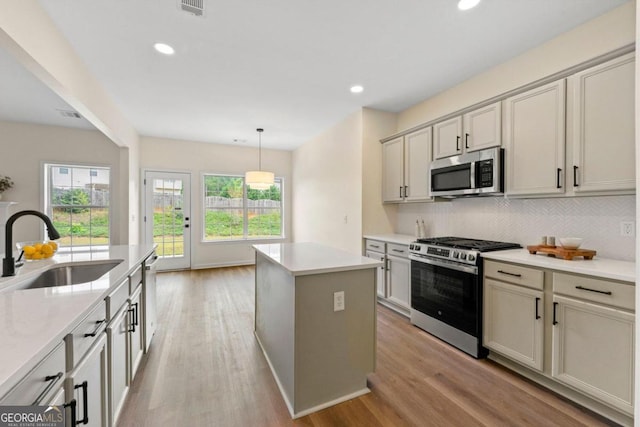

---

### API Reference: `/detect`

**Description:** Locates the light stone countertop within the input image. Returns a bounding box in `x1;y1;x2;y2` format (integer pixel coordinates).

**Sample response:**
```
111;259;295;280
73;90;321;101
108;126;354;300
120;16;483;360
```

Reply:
0;244;156;399
362;233;416;246
482;249;635;283
253;242;383;277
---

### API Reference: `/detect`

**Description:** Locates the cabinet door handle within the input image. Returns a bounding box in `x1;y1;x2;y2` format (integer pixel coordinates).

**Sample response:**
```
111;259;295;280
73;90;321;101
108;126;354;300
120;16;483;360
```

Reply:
575;285;612;295
385;258;390;272
535;297;541;320
552;302;558;325
84;319;106;338
64;399;77;426
465;133;470;149
497;270;522;278
128;306;137;333
134;302;139;326
399;186;403;198
32;371;63;405
74;380;89;425
404;185;408;197
573;165;579;187
456;135;460;151
556;168;562;189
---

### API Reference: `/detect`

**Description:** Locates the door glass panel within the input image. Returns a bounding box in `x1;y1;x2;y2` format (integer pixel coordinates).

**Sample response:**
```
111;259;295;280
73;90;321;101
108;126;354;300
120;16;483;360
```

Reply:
152;179;184;258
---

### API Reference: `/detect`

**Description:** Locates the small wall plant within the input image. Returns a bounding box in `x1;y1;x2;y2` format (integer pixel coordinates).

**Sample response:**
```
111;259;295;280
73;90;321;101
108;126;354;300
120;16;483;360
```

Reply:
0;175;14;194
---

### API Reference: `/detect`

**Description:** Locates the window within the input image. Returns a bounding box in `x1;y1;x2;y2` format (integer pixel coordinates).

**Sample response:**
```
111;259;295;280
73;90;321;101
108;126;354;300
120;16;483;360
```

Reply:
203;174;283;241
45;163;110;248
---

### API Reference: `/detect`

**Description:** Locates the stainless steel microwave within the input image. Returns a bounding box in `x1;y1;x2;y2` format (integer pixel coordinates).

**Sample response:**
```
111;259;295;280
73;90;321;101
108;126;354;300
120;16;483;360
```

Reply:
429;147;503;197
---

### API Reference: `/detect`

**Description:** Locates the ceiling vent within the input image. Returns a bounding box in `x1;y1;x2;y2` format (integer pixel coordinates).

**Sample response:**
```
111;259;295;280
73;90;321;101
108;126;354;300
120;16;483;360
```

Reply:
180;0;204;16
57;109;82;119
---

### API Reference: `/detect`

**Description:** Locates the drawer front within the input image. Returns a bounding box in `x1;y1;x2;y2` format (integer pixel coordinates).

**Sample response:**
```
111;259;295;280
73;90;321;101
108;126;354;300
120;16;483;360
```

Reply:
387;243;409;258
553;273;634;310
365;240;385;253
106;278;130;321
0;343;65;405
65;300;107;370
129;264;143;294
484;260;543;290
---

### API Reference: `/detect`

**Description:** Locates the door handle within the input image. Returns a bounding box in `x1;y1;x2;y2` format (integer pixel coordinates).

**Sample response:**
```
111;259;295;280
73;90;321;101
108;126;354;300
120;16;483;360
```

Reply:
573;166;579;187
64;399;77;426
535;297;541;320
465;133;470;149
456;136;460;151
75;381;89;425
556;168;562;189
552;302;558;325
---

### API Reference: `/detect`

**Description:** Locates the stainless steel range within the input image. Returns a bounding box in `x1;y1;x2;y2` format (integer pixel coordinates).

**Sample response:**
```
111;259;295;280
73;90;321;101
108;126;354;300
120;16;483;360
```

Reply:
408;237;521;358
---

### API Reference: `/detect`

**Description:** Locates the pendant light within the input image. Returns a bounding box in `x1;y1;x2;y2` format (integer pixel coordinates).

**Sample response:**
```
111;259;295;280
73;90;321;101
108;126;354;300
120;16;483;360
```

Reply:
245;128;275;190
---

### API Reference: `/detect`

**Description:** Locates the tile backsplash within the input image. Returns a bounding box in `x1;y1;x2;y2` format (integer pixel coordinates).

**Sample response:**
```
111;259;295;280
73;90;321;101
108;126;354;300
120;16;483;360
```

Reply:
396;195;636;262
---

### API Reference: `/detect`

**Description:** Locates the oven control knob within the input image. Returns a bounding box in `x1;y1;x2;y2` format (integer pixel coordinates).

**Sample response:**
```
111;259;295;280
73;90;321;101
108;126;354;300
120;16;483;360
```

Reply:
415;245;420;251
409;244;414;250
459;253;467;260
452;251;459;259
468;254;476;262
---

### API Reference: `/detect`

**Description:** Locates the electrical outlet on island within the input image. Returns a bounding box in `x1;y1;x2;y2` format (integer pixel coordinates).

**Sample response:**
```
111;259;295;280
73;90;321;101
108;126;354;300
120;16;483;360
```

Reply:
620;221;635;237
333;291;345;312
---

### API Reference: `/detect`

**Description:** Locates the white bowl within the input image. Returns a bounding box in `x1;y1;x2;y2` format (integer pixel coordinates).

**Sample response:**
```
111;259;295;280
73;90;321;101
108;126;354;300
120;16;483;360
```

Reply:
558;237;583;249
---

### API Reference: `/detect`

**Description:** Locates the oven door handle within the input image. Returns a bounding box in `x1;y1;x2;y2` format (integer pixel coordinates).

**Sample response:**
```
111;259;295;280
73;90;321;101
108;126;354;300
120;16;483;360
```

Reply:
409;254;478;275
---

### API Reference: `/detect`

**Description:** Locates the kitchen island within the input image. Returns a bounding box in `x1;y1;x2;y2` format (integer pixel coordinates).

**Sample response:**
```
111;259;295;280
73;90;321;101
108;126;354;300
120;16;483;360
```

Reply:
253;242;382;418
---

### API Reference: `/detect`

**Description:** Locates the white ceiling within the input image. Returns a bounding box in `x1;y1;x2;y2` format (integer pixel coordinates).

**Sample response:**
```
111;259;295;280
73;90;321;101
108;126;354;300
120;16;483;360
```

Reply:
2;0;631;150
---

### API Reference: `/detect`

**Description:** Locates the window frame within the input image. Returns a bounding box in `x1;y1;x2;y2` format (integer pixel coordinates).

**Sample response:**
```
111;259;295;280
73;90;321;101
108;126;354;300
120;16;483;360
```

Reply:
201;172;285;243
44;162;112;251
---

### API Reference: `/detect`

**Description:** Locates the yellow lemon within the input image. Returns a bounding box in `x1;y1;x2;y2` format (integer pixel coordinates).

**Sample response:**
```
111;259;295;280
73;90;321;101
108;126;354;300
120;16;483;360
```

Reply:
41;245;54;256
31;252;43;260
34;243;43;252
24;252;34;260
22;245;36;255
48;241;58;251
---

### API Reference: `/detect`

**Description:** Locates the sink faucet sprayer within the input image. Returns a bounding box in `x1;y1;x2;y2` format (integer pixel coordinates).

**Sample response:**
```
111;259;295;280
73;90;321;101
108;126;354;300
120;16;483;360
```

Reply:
2;210;61;277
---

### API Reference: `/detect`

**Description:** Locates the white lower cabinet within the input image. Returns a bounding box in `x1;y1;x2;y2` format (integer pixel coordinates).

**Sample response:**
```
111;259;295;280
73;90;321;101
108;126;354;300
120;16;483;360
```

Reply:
365;249;386;298
484;278;544;371
66;333;108;427
552;294;634;415
386;254;410;310
484;260;635;424
108;306;129;427
364;239;411;316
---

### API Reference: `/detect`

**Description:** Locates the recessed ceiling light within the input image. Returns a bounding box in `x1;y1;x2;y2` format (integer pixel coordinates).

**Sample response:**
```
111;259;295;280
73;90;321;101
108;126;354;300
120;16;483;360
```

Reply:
458;0;480;10
350;85;364;94
153;42;175;55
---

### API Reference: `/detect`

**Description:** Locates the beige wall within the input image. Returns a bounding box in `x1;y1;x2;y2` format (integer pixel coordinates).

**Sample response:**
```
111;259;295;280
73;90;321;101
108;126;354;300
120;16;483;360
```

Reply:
0;120;125;246
398;2;635;132
139;136;292;268
634;0;640;417
361;108;397;235
292;111;363;254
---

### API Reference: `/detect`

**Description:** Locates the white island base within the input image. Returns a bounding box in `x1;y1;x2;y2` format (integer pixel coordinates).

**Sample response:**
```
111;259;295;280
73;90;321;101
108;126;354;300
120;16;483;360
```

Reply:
253;243;381;418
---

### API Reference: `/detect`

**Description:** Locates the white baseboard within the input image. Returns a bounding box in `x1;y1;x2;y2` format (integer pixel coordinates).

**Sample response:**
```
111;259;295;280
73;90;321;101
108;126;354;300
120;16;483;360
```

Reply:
191;260;255;269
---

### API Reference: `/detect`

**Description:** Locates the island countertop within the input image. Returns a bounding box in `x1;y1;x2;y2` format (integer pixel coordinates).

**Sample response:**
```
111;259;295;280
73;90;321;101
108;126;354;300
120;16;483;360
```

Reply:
253;242;383;277
0;244;156;399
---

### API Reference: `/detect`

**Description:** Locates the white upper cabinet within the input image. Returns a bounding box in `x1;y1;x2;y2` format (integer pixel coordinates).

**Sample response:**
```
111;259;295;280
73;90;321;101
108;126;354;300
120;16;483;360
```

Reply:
382;128;432;203
434;102;502;160
404;127;432;201
382;137;405;202
462;101;502;153
434;116;463;159
569;53;635;193
504;80;566;196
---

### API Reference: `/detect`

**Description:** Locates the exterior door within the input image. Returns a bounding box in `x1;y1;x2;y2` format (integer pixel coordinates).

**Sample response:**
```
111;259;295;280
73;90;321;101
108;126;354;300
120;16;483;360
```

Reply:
143;171;191;271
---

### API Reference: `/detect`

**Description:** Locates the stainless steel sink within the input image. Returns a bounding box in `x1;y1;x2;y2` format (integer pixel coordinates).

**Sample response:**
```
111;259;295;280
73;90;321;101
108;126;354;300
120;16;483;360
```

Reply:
21;259;124;289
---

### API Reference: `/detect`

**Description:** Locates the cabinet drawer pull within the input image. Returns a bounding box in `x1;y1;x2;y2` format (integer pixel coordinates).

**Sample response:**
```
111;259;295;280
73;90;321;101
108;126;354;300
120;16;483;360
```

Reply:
535;297;541;320
370;244;380;249
74;380;89;425
497;270;522;278
556;168;562;189
84;319;106;338
32;371;63;405
573;165;579;187
391;249;405;253
64;399;77;426
552;302;558;325
575;285;612;295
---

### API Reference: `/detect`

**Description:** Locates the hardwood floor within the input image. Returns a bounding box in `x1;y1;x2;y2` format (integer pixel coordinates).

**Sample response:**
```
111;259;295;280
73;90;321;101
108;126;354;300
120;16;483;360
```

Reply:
118;267;616;426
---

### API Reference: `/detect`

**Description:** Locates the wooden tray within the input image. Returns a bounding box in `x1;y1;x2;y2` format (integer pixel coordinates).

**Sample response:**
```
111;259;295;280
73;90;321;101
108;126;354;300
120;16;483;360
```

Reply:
526;245;596;260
